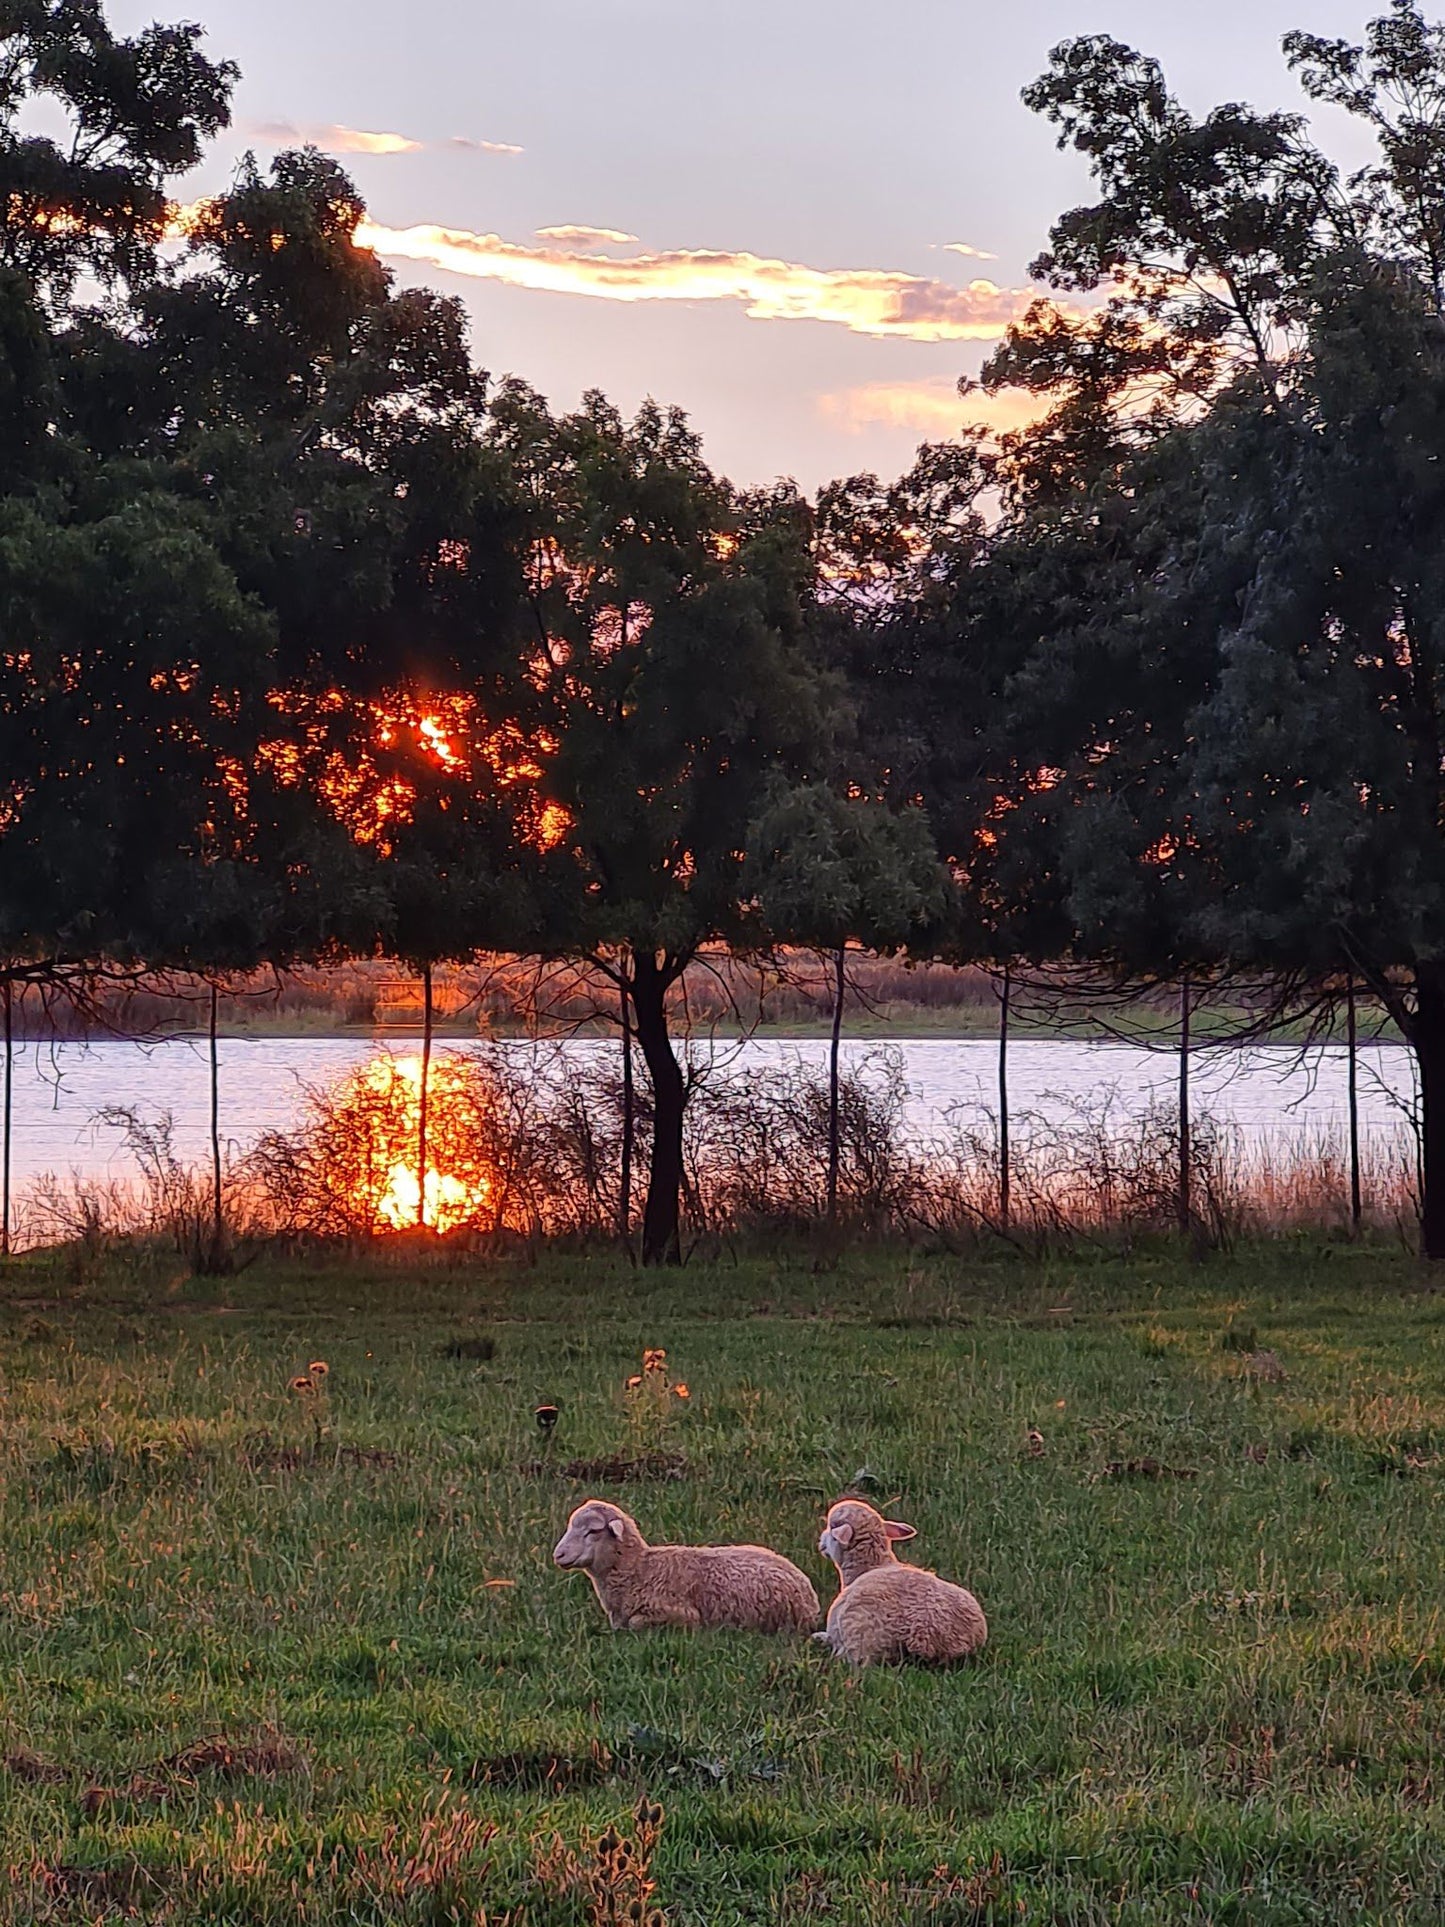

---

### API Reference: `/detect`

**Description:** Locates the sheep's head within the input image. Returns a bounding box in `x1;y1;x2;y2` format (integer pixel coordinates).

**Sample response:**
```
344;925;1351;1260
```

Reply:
553;1499;642;1574
819;1499;916;1575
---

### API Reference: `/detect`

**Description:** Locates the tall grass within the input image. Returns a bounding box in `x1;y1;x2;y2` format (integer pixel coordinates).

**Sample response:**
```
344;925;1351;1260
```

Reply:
17;1109;269;1273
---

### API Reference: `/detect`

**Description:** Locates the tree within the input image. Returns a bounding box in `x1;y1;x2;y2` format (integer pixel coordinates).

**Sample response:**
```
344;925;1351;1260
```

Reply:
0;0;526;1256
0;0;251;994
1183;257;1445;1251
0;0;235;312
471;387;846;1262
745;783;949;1220
955;2;1445;1255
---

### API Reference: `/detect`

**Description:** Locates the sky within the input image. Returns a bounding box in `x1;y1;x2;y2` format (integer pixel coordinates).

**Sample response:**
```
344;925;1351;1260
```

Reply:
110;0;1385;491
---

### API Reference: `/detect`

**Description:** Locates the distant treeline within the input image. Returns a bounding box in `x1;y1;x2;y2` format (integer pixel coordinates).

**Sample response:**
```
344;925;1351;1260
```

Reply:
0;956;1010;1039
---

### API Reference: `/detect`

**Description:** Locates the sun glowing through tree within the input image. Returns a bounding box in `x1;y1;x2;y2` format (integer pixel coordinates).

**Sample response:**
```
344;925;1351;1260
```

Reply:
258;686;571;856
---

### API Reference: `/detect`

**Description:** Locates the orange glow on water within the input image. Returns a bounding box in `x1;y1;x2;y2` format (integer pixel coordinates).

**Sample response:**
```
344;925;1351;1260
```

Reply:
371;1057;491;1231
339;1055;494;1233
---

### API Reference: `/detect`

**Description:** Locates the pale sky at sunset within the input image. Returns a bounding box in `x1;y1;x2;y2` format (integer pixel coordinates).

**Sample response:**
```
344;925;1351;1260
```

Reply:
113;0;1383;490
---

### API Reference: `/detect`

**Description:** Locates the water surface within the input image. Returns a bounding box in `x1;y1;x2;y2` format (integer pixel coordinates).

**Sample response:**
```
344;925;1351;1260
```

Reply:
1;1033;1416;1194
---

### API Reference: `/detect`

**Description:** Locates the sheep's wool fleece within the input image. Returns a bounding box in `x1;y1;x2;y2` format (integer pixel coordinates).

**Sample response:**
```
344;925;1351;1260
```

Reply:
555;1501;820;1633
605;1541;820;1632
825;1563;987;1665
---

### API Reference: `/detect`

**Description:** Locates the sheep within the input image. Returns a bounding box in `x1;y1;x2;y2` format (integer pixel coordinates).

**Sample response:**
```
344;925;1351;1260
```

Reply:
815;1498;987;1666
553;1498;820;1633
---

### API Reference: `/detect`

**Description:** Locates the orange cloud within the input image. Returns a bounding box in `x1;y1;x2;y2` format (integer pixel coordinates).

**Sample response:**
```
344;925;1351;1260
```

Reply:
251;120;421;155
941;241;999;262
248;121;522;158
819;378;1050;437
535;224;639;246
354;220;1043;342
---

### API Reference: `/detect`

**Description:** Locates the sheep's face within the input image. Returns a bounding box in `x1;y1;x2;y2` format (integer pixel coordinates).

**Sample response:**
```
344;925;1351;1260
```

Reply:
553;1500;634;1573
819;1500;916;1571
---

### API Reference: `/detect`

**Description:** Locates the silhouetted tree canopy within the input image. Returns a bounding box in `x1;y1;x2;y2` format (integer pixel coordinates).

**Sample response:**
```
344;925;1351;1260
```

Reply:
20;0;1445;1263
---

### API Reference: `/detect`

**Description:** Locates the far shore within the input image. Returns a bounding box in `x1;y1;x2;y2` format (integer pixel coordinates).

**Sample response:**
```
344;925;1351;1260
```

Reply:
12;1006;1409;1047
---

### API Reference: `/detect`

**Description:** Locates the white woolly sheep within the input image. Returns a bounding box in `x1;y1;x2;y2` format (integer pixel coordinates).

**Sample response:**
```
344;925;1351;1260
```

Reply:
553;1498;820;1633
815;1498;987;1666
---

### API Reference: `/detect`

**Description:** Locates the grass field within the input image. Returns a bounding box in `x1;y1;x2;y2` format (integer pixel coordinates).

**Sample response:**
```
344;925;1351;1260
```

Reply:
3;1241;1445;1924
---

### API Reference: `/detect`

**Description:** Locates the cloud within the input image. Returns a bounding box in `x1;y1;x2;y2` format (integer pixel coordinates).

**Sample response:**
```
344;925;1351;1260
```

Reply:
247;121;522;158
535;224;638;247
941;241;998;261
819;378;1049;437
249;119;422;155
354;220;1044;342
446;136;525;156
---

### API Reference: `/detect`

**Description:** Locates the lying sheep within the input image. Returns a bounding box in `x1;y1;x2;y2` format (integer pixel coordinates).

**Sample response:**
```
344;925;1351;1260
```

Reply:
553;1498;820;1633
816;1498;987;1666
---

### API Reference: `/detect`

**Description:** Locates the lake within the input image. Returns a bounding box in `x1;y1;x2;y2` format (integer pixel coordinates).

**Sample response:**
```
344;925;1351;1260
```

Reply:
0;1032;1418;1200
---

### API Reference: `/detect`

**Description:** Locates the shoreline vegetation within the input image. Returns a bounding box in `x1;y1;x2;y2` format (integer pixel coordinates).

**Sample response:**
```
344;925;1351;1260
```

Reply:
10;1038;1419;1260
0;956;1409;1046
3;961;1418;1260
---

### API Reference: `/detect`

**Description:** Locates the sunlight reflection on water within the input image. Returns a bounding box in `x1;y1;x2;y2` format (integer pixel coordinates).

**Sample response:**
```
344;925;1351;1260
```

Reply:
0;1033;1417;1190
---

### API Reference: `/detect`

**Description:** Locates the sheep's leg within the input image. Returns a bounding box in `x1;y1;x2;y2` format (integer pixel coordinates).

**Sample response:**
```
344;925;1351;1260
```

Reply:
626;1603;703;1630
815;1598;846;1652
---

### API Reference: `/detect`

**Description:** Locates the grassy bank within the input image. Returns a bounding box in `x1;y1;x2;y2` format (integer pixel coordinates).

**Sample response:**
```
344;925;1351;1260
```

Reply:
3;1243;1444;1922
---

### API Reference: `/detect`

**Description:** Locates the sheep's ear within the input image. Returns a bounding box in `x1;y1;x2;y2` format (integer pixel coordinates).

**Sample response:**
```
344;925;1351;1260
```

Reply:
884;1520;917;1543
831;1522;854;1547
606;1517;625;1539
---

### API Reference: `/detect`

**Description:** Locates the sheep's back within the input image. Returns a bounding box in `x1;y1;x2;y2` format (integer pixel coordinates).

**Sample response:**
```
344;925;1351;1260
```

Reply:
827;1563;986;1663
644;1543;820;1630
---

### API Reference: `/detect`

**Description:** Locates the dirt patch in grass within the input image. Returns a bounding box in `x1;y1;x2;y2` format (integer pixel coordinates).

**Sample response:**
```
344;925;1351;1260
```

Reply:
4;1747;68;1785
438;1335;496;1361
160;1733;307;1779
78;1729;308;1814
79;1776;170;1817
870;1311;970;1330
31;1860;170;1909
520;1451;691;1483
1102;1458;1199;1481
1374;1448;1440;1478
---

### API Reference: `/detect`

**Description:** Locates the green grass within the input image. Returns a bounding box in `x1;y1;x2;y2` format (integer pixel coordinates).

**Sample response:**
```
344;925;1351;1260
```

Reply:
3;1241;1445;1922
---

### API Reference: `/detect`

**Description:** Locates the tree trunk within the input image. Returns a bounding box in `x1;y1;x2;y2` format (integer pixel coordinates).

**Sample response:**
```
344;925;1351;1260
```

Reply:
1413;963;1445;1259
1177;974;1192;1238
208;981;224;1266
2;977;11;1262
827;946;845;1223
631;952;684;1265
1346;974;1362;1236
998;963;1011;1230
619;974;634;1248
417;963;433;1230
